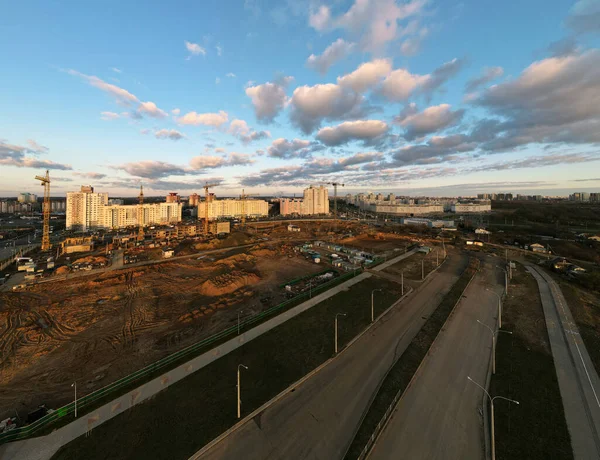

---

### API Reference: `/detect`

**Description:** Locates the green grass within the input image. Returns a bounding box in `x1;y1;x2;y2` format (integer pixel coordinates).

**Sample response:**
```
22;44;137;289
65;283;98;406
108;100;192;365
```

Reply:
491;266;572;460
344;257;477;460
52;276;403;460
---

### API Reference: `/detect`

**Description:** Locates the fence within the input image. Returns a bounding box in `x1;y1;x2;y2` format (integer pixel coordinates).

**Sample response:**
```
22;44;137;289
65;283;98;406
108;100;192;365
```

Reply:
0;268;362;445
0;244;39;272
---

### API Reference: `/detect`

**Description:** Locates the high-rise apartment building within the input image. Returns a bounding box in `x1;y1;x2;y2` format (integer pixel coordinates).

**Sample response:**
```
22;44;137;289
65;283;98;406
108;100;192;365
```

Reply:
303;186;329;215
166;192;180;203
280;198;305;216
66;186;109;230
18;193;37;203
188;193;200;206
197;199;268;220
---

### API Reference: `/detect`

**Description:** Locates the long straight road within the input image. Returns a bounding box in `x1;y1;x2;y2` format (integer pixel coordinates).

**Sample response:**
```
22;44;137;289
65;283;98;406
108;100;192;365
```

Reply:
527;265;600;459
369;255;500;460
192;253;469;460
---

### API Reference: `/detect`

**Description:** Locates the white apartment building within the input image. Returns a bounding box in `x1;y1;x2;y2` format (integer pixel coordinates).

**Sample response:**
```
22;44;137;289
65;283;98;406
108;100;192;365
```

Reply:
364;203;444;215
66;185;182;230
280;198;305;216
451;203;492;213
66;186;109;230
197;199;268;220
303;186;329;215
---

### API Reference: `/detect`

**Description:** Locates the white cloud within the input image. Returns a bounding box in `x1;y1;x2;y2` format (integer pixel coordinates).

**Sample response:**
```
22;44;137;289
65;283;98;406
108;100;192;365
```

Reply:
185;41;206;56
101;111;121;120
309;5;331;31
216;77;221;84
189;153;254;170
228;119;271;144
316;120;389;146
154;129;186;141
27;139;49;153
216;45;223;56
111;67;122;74
177;110;229;127
337;58;393;93
307;39;355;75
465;66;504;93
137;101;167;118
267;138;313;159
289;83;366;133
380;68;430;101
245;76;293;121
226;72;236;78
396;104;464;140
171;108;181;116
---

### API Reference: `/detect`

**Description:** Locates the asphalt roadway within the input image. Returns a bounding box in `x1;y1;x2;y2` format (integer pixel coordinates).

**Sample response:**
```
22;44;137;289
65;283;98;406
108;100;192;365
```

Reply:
527;265;600;459
191;252;469;460
368;254;502;460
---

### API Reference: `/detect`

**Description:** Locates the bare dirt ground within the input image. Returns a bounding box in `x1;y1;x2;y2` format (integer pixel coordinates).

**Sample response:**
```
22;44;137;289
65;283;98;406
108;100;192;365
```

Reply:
0;242;325;421
339;233;414;253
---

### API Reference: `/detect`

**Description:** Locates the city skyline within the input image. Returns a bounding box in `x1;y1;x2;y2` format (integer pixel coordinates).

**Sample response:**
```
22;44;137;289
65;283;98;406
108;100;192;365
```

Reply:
2;0;600;198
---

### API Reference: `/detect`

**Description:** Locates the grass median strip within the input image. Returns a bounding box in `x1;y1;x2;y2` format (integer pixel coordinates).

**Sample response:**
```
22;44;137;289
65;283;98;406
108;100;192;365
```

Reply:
491;266;572;460
52;276;402;460
345;257;477;460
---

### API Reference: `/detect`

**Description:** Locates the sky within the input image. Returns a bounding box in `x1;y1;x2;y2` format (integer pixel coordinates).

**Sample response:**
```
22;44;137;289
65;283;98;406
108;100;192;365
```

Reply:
1;0;600;198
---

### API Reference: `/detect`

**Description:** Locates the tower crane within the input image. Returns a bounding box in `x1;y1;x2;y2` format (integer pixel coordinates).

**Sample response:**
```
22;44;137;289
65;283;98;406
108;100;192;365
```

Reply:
137;185;145;240
240;189;258;229
203;183;219;235
327;182;345;225
35;170;51;251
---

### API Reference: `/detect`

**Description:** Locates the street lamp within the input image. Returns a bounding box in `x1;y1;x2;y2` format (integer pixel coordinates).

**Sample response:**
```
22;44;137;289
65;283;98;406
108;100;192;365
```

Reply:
237;364;248;419
467;376;519;460
371;289;382;323
71;382;77;418
335;313;346;354
485;289;503;329
477;320;512;374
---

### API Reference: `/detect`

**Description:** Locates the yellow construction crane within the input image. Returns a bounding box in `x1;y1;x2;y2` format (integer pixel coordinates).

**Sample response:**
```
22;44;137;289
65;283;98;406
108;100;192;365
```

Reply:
203;183;218;235
240;189;258;228
327;182;345;223
138;185;145;240
35;170;51;251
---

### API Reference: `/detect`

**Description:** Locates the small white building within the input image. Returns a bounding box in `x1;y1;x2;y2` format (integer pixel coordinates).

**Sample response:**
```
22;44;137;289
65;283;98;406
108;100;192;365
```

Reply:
475;228;492;235
287;224;301;232
162;248;174;259
530;243;547;253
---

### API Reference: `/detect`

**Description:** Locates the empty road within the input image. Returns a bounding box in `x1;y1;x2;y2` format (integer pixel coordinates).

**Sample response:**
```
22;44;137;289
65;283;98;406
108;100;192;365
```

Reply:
368;255;501;460
191;253;469;460
527;265;600;459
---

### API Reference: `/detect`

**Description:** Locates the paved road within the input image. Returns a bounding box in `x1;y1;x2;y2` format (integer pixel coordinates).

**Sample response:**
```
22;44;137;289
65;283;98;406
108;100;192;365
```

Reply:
191;253;468;460
368;255;500;460
527;265;600;459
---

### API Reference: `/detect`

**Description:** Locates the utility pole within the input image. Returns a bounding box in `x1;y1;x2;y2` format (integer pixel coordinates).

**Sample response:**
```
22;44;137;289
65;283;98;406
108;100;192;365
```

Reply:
327;182;345;231
237;364;248;419
371;289;382;323
334;313;346;354
422;259;425;280
401;271;404;296
34;170;51;251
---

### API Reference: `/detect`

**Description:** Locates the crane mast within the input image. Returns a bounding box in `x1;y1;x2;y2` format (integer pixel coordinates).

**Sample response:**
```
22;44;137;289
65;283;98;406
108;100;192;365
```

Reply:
34;170;51;251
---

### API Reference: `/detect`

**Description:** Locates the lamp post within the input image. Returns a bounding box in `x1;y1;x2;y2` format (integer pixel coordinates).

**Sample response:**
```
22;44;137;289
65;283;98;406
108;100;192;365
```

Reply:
401;270;404;296
477;320;512;374
237;364;248;419
71;382;77;418
485;289;503;329
335;313;346;354
371;289;382;323
467;376;519;460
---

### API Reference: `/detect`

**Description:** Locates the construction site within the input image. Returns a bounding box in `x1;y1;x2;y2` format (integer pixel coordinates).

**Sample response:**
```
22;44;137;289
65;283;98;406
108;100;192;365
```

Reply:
0;210;421;424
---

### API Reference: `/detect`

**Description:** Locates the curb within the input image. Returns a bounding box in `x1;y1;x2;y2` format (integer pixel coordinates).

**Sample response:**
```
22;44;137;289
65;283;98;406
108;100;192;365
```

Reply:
360;257;479;460
189;286;415;460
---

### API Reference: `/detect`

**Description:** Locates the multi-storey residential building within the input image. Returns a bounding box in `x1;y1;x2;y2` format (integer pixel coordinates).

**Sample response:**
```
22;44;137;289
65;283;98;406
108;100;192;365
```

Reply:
18;193;37;203
66;186;181;230
66;186;109;230
280;198;305;216
188;193;200;206
303;186;329;215
451;202;492;213
197;199;268;220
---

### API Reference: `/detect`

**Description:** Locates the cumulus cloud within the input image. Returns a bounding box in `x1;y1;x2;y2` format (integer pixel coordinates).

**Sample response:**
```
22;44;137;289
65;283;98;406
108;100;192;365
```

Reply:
245;76;293;122
316;120;389;146
171;108;181;116
267;138;313;159
337;58;392;93
0;139;72;170
465;66;504;93
228;119;271;144
310;0;428;52
117;161;189;179
189;153;254;169
307;39;355;74
289;83;369;133
177;110;229;127
475;50;600;149
154;129;186;140
185;41;206;56
137;101;167;118
396;104;465;140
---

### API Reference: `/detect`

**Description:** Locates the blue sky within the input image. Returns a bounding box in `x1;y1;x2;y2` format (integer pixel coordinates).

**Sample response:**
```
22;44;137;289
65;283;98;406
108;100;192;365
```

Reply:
1;0;600;197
